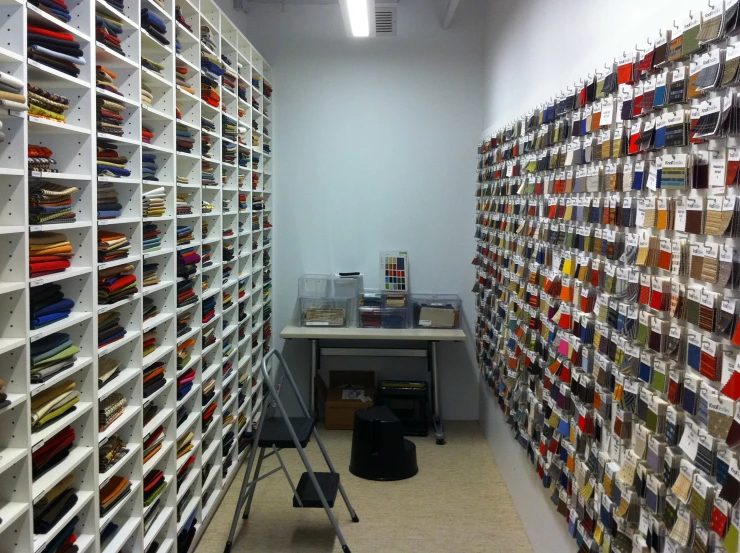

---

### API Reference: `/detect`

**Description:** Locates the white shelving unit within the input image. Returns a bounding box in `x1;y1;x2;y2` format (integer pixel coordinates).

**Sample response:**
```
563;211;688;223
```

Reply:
0;0;275;551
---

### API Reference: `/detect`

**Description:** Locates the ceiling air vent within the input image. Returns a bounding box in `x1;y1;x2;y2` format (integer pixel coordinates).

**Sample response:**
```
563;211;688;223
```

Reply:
375;6;396;36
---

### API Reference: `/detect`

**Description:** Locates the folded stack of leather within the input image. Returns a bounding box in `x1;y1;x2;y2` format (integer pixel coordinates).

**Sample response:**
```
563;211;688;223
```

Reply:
176;429;194;458
142;187;165;218
222;292;233;311
142;122;154;144
177;280;197;309
29;181;79;225
177;339;194;373
201;74;220;107
97;138;131;177
201;115;215;133
177;454;195;487
178;313;192;338
97;96;125;136
28;83;68;123
222;68;237;93
223;242;234;262
98;264;137;304
98;230;130;262
222;264;232;281
177;508;197;552
96;64;121;96
144;501;162;538
141;225;160;255
222;114;237;141
175;5;191;30
223;409;234;427
142;55;165;75
28;25;86;78
142;327;156;357
177;247;200;280
96;11;124;55
143;360;165;398
176;123;194;153
99;391;127;431
201;133;212;157
202;296;215;324
30;283;74;330
142;81;153;106
29;0;71;22
202;400;217;430
99;432;128;473
143;262;160;288
223;224;234;238
32;424;75;478
200;24;217;51
175;61;189;88
238;76;248;101
30;231;74;278
238;148;249;167
200;244;211;266
29;144;57;172
201;377;215;406
175;71;195;94
40;515;79;553
143;424;164;463
98;309;126;348
143;296;158;324
99;475;131;516
34;473;78;534
100;522;118;550
31;333;79;385
251;172;259;189
222;140;236;164
142;153;159;181
252;195;264;211
222;430;234;456
252;132;259;147
97;181;121;219
143;468;167;507
98;356;121;388
176;224;193;244
176;367;195;400
202;160;216;186
141;8;169;45
31;380;80;432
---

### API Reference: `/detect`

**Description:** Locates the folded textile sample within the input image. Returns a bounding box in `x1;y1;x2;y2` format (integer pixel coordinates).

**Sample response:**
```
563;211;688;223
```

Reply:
143;359;165;397
98;138;131;178
143;186;166;218
99;391;127;431
176;224;193;245
30;333;79;384
142;80;153;106
143;468;167;507
201;74;220;108
177;247;200;282
97;95;126;136
141;8;169;45
97;180;122;219
98;356;121;388
34;472;78;533
29;282;74;330
28;83;67;123
99;263;137;305
143;262;160;288
142;153;159;182
29;0;71;23
99;309;126;349
202;160;216;186
96;10;124;55
143;423;164;464
28;24;86;78
142;121;154;144
99;474;131;516
29;144;57;173
96;64;122;96
99;432;128;473
29;181;79;225
143;223;162;254
142;326;156;357
176;123;194;153
177;193;193;216
29;231;74;278
98;229;131;262
31;379;80;432
32;424;75;478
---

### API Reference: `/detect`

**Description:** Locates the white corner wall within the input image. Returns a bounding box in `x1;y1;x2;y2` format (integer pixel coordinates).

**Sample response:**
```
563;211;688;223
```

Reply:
479;1;706;551
215;0;486;419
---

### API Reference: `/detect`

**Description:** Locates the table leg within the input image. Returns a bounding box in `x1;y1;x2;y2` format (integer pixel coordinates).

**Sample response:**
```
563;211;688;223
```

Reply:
310;339;318;413
429;341;445;445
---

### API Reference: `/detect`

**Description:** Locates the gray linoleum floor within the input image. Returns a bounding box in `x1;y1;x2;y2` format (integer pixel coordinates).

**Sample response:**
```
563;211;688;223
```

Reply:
194;421;534;553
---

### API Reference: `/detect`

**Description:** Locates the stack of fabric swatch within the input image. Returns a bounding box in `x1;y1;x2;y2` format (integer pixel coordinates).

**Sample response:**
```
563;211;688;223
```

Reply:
202;400;216;430
143;360;165;398
202;160;216;186
99;392;126;431
251;214;259;231
98;230;130;262
31;379;80;432
176;193;193;216
177;455;195;488
201;133;212;157
202;295;215;324
223;243;234;263
176;62;189;87
143;224;162;254
201;273;210;292
98;356;121;388
30;283;74;330
97;138;131;178
97;96;125;136
143;296;158;324
34;473;78;533
176;367;195;398
29;181;79;225
96;10;124;55
97;181;121;219
29;0;71;22
177;225;193;245
96;64;121;96
98;264;137;305
202;199;213;214
239;193;247;212
142;56;165;75
31;333;79;384
200;24;217;52
28;24;86;78
142;81;153;106
28;84;68;123
201;74;220;108
264;143;271;154
176;429;194;459
177;247;200;279
201;244;211;266
101;522;118;550
252;172;259;189
143;424;164;463
142;153;158;181
0;380;8;409
202;377;215;405
201;115;215;133
222;291;233;311
222;114;237;141
143;187;166;217
222;264;232;281
175;5;191;30
29;144;56;173
143;327;156;357
99;432;128;473
143;469;167;508
176;123;194;153
141;8;169;45
238;122;248;145
33;425;75;478
100;475;131;516
0;71;26;117
98;309;126;349
223;140;236;164
29;231;74;278
238;148;249;168
177;280;197;309
142;122;154;144
252;195;264;211
143;262;160;287
223;225;234;238
201;220;209;240
176;70;195;94
238;76;248;102
222;67;237;93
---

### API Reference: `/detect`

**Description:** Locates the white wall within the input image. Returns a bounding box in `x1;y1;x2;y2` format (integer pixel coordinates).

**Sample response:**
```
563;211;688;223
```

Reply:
480;1;708;551
216;0;486;419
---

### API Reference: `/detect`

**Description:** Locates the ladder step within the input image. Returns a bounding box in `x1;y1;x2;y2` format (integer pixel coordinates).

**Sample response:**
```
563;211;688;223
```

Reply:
293;472;340;508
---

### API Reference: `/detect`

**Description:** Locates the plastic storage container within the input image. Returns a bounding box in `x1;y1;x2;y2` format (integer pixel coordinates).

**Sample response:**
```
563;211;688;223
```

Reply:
359;291;382;328
358;290;409;329
333;274;363;327
411;294;462;329
298;274;333;298
300;297;350;327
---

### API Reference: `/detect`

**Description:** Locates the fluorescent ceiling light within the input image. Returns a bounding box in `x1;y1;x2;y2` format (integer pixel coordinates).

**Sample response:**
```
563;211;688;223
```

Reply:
340;0;374;37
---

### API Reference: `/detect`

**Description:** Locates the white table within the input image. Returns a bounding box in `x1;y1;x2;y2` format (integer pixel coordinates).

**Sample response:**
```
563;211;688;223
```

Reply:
280;325;467;444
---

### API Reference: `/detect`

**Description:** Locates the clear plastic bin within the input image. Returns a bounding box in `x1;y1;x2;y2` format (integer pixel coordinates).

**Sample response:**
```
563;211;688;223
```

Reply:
298;274;333;298
300;297;350;327
381;307;408;329
411;294;462;329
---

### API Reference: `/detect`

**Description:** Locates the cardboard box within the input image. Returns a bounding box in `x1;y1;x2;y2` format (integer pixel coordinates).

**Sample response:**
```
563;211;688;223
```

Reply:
322;370;375;430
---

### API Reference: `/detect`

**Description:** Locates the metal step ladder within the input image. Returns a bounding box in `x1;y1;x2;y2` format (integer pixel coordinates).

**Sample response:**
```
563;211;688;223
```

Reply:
223;349;359;553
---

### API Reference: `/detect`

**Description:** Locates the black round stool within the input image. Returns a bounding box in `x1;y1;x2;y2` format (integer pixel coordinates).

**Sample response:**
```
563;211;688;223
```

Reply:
349;406;418;481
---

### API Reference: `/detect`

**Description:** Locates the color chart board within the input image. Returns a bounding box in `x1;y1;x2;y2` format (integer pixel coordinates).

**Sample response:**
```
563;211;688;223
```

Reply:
380;251;409;291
